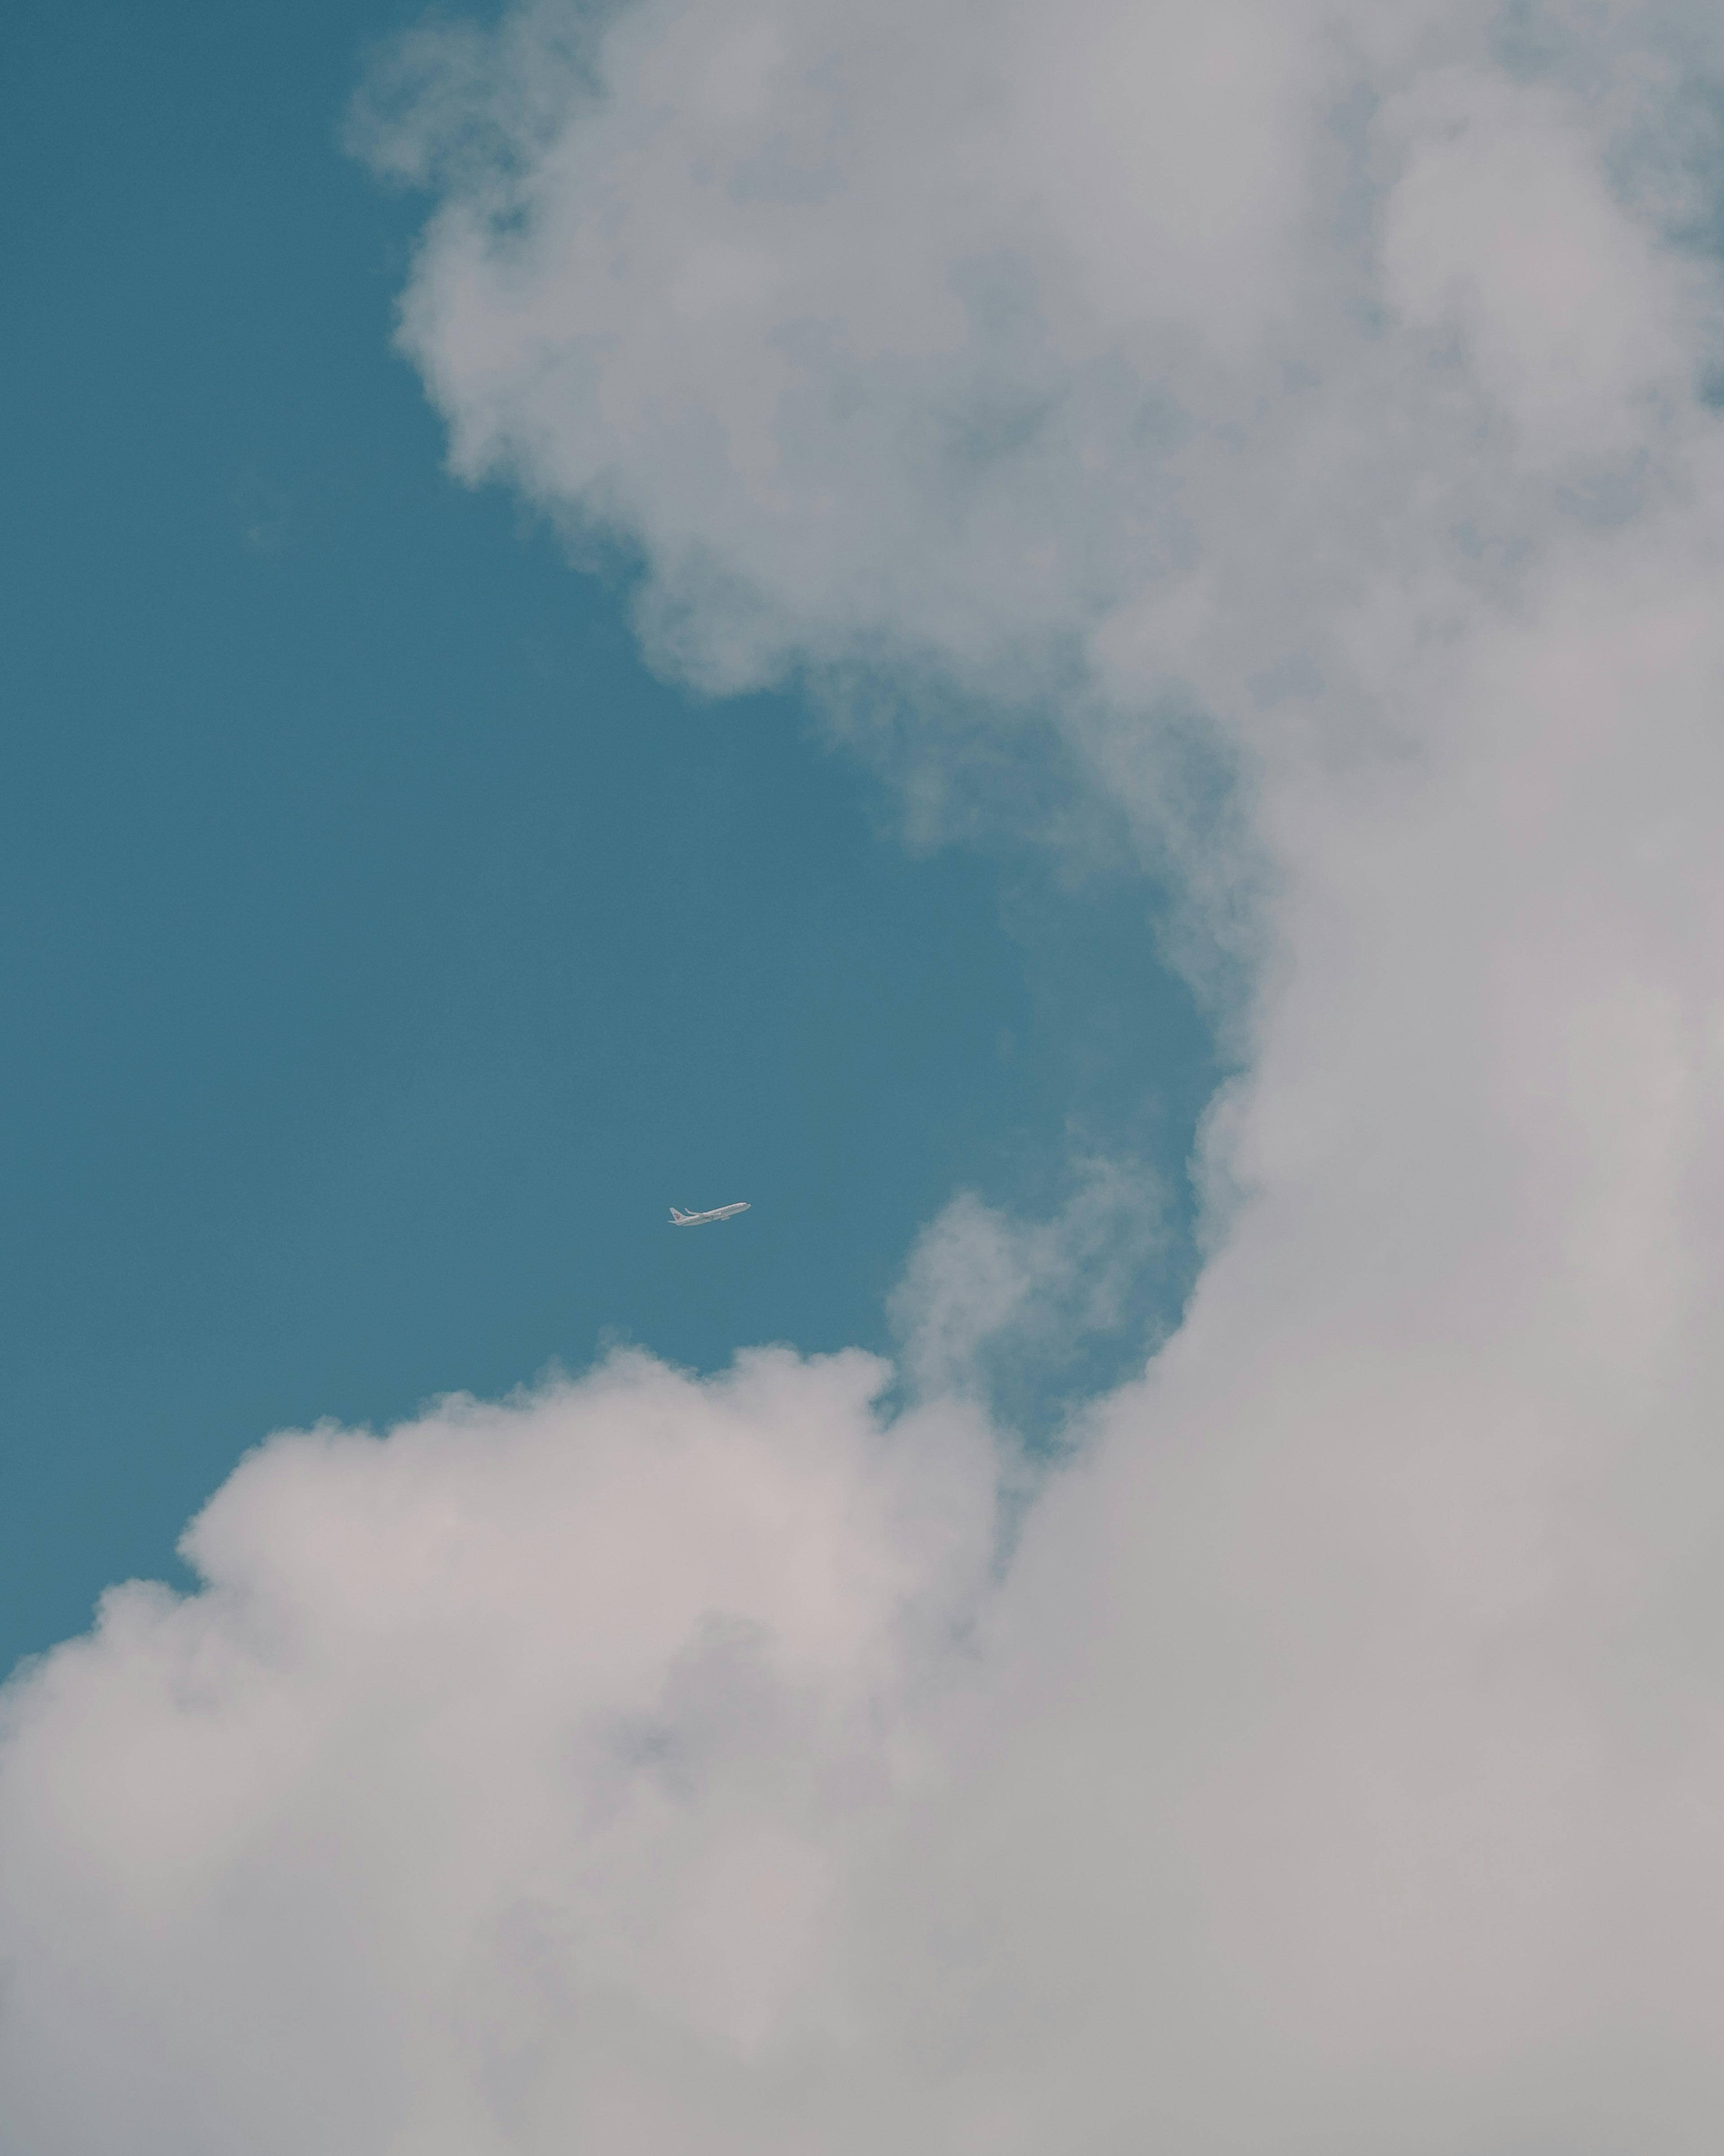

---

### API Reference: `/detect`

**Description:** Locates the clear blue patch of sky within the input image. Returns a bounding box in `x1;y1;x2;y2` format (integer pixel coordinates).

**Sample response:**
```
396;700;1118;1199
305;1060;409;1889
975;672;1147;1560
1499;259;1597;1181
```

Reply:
0;0;1220;1678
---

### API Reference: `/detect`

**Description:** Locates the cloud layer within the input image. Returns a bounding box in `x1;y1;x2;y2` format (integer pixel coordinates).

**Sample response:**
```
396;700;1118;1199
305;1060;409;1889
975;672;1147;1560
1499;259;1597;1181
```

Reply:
7;0;1724;2147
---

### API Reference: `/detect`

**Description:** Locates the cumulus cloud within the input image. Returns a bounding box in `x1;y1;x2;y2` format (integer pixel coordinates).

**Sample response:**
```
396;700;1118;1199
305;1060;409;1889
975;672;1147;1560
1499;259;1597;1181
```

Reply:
0;1353;994;2153
7;0;1724;2148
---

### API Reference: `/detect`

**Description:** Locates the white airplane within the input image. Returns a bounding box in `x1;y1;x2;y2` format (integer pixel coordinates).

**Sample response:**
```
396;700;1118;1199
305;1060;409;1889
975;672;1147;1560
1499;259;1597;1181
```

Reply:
669;1201;751;1227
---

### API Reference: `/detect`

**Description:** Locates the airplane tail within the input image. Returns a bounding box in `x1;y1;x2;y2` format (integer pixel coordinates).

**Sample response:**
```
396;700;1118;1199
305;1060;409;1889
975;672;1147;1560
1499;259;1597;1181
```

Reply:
669;1207;689;1223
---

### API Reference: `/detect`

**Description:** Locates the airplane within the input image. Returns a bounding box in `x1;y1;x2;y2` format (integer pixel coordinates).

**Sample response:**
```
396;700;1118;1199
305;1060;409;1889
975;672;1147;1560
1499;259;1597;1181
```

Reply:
669;1201;751;1227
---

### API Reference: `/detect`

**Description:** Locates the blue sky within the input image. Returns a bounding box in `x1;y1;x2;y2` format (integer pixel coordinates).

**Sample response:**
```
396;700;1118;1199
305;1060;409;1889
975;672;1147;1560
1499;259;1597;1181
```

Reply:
0;0;1213;1676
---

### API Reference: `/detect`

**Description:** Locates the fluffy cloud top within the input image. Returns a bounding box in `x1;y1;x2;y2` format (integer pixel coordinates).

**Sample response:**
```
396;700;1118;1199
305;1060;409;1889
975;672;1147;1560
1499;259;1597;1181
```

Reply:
0;1354;993;2152
6;0;1724;2148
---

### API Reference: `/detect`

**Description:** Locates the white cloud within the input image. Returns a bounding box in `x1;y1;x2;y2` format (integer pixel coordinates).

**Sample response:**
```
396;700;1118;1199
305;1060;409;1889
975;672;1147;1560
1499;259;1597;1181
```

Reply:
1378;68;1690;458
0;1353;994;2153
889;1157;1168;1411
8;0;1724;2147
